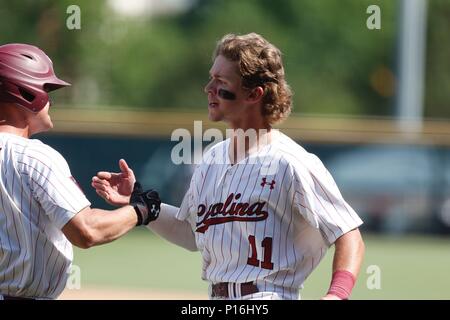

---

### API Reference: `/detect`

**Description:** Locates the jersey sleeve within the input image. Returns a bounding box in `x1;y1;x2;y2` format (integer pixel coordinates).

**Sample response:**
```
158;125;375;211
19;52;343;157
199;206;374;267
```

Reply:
290;158;363;246
18;144;91;229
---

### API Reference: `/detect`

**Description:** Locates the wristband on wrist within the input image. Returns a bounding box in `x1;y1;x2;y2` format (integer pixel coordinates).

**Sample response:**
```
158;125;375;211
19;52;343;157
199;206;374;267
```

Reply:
326;270;356;300
130;182;161;226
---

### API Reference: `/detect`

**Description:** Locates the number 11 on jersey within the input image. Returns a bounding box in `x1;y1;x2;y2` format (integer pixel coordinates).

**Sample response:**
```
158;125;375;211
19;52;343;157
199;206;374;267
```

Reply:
247;235;274;270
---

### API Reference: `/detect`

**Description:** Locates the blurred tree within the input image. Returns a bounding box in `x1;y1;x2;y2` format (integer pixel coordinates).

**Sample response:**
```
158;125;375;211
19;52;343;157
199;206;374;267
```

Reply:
425;0;450;119
0;0;448;118
149;0;399;116
0;0;102;104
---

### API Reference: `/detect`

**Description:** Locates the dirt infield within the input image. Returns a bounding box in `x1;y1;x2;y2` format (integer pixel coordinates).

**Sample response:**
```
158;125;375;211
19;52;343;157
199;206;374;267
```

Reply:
59;286;208;300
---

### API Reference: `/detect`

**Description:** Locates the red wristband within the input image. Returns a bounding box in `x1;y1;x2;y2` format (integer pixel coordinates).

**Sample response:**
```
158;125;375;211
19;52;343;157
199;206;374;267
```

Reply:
327;270;356;300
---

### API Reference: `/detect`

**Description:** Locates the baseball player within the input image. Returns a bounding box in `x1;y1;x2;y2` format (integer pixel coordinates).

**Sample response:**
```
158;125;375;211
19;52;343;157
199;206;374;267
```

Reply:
0;43;161;300
92;33;365;300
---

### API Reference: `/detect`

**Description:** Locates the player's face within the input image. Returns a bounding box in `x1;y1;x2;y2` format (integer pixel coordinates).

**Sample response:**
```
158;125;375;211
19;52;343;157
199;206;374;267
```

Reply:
204;55;249;125
28;101;53;136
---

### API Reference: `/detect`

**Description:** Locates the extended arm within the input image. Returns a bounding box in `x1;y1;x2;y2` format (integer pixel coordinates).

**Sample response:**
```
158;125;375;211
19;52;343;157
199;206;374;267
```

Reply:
91;159;197;251
147;203;197;251
64;182;161;249
62;205;137;249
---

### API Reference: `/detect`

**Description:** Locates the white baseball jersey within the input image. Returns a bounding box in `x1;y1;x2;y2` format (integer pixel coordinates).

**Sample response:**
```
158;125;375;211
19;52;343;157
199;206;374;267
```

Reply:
0;133;90;299
177;131;363;299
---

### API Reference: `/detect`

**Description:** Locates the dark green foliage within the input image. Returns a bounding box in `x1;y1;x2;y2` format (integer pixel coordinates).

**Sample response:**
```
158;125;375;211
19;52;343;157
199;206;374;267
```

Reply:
0;0;448;117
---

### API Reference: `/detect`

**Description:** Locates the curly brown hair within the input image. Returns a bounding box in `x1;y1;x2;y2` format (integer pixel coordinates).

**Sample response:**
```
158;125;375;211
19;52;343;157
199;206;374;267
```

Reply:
213;33;293;125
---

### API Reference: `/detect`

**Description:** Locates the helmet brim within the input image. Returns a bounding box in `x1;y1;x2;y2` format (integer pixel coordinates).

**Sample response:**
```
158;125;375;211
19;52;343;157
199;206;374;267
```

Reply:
44;78;71;92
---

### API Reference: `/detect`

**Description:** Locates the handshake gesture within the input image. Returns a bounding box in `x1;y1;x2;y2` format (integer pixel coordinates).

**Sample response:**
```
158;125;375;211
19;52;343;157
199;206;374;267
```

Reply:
92;159;161;226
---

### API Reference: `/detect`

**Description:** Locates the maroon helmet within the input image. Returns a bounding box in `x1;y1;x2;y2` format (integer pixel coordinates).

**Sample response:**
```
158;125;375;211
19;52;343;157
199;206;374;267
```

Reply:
0;43;70;112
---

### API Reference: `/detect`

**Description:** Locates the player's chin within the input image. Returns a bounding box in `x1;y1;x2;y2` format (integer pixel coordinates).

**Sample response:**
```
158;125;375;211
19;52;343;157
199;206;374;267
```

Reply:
40;121;54;133
46;118;54;130
207;109;222;122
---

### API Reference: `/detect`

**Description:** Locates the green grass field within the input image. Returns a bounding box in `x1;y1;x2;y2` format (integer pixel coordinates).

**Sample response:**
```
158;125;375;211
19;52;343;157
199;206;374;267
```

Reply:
72;230;450;299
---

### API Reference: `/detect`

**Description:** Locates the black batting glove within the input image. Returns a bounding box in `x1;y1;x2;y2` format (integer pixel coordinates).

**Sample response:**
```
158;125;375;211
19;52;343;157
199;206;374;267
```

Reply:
129;182;161;226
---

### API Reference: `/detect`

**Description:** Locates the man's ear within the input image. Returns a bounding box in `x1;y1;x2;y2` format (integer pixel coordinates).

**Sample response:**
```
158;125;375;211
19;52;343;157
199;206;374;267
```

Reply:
246;86;264;103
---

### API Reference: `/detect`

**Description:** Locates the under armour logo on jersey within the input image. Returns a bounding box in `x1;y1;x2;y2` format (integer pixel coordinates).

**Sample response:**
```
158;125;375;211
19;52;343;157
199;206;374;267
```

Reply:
150;204;160;215
261;177;276;189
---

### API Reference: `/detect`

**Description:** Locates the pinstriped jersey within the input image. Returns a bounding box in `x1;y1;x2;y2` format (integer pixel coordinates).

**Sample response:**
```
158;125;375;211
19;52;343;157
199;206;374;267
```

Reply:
177;132;362;298
0;133;90;299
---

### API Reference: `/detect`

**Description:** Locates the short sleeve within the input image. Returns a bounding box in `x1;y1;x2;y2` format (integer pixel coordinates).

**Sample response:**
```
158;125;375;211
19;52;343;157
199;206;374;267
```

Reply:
291;161;363;246
18;145;91;229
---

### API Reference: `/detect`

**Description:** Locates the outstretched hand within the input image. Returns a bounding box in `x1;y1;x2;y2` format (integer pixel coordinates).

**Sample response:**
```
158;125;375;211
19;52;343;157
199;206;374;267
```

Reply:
91;159;136;206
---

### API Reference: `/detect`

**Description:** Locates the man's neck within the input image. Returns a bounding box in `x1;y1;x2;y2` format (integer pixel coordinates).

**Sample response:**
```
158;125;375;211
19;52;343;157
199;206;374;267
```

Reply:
0;105;32;138
228;127;276;165
0;125;29;138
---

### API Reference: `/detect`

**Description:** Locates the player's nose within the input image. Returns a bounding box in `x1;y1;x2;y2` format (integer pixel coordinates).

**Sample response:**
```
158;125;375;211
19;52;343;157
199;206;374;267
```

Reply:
204;80;216;95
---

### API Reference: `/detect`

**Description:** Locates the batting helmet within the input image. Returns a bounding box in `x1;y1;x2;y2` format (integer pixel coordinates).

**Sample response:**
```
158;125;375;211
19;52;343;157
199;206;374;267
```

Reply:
0;43;70;113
